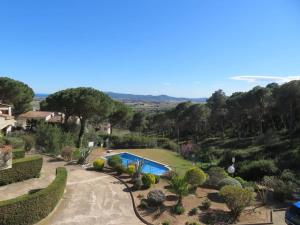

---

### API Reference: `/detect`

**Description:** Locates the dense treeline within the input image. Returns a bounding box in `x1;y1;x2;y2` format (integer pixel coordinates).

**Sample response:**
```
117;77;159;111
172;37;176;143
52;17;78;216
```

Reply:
146;81;300;142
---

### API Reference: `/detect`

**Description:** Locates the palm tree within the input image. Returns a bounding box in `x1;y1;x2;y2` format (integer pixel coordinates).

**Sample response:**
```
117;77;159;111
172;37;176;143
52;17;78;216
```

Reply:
169;175;189;206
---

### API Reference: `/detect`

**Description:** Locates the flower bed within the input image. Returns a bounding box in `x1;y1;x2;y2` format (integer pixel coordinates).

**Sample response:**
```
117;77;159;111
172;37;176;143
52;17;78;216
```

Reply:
132;179;270;225
0;167;67;225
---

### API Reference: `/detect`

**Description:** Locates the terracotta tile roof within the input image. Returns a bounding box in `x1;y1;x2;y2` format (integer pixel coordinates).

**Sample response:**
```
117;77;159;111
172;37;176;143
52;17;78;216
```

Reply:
18;111;54;119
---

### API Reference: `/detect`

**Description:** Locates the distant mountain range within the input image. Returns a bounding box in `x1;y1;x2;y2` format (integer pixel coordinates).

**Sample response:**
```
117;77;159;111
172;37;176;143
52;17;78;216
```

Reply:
35;92;207;103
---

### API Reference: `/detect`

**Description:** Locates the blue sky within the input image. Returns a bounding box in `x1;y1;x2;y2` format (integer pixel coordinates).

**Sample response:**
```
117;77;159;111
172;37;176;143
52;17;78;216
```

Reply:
1;0;300;97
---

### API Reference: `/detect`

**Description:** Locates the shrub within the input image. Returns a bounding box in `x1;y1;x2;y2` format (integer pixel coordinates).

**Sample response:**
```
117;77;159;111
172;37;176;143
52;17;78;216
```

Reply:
35;122;61;154
0;155;43;186
147;189;166;206
115;164;127;175
205;167;228;188
107;155;122;168
235;177;247;186
273;180;295;202
157;138;179;151
72;148;81;160
142;174;156;189
154;175;160;184
218;177;242;189
35;123;75;155
189;207;198;216
61;146;75;161
60;132;76;149
23;135;35;152
93;159;105;171
172;204;185;215
139;198;148;209
12;149;25;159
184;167;207;188
3;137;24;149
99;134;158;149
219;185;254;221
0;167;67;225
238;160;278;181
201;198;211;210
162;221;170;225
263;176;295;202
127;164;136;176
280;169;298;184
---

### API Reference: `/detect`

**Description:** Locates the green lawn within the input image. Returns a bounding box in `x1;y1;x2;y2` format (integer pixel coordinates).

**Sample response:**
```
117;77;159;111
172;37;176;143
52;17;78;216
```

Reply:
113;148;194;176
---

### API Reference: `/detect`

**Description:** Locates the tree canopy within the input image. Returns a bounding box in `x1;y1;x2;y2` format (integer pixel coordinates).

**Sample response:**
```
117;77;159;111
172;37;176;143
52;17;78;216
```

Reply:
0;77;34;115
41;87;113;147
145;80;300;142
109;101;133;133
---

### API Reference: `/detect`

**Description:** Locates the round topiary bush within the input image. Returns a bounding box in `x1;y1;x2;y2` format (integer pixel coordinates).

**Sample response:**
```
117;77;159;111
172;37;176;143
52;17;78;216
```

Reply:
184;167;207;187
205;167;229;188
218;177;242;189
93;159;105;171
142;174;156;189
147;189;166;206
115;164;126;175
107;155;122;168
127;164;135;176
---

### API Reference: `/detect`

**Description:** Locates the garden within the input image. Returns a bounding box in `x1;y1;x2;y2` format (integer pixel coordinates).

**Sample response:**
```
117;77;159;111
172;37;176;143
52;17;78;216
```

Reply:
90;150;274;225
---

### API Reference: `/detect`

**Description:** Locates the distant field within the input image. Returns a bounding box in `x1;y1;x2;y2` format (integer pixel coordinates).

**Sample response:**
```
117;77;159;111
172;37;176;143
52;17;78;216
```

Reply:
112;148;193;176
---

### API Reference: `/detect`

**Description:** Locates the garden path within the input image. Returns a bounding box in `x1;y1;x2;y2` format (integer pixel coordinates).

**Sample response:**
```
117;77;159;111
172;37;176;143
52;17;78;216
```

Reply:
0;155;143;225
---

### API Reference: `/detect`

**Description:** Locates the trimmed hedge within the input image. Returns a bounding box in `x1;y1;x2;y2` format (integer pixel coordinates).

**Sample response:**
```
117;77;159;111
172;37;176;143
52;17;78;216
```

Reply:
0;155;43;186
12;149;25;159
0;167;67;225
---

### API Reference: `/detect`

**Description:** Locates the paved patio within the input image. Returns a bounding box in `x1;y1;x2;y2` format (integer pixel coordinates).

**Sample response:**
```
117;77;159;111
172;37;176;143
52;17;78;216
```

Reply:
0;156;143;225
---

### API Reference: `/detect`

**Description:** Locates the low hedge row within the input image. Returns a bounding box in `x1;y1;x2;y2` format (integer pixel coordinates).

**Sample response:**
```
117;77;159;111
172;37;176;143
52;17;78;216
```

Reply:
0;167;67;225
12;149;25;159
0;155;43;186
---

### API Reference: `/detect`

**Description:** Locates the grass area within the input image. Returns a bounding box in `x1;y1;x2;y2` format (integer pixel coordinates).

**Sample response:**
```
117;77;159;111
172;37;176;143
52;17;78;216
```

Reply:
113;148;194;176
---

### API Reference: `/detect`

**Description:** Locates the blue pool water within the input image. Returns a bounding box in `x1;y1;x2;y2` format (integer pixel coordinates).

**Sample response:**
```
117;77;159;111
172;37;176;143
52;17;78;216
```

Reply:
106;152;170;176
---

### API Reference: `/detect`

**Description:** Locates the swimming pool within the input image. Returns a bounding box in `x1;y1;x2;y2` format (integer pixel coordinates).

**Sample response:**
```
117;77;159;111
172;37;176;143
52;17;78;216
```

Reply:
106;152;170;176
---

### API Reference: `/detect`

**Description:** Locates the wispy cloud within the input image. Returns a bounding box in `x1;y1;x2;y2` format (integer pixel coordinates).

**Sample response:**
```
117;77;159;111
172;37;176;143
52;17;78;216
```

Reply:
230;75;300;83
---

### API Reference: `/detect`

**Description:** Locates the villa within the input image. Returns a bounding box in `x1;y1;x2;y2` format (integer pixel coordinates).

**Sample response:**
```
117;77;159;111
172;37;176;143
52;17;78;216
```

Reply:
0;103;15;135
17;111;58;129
